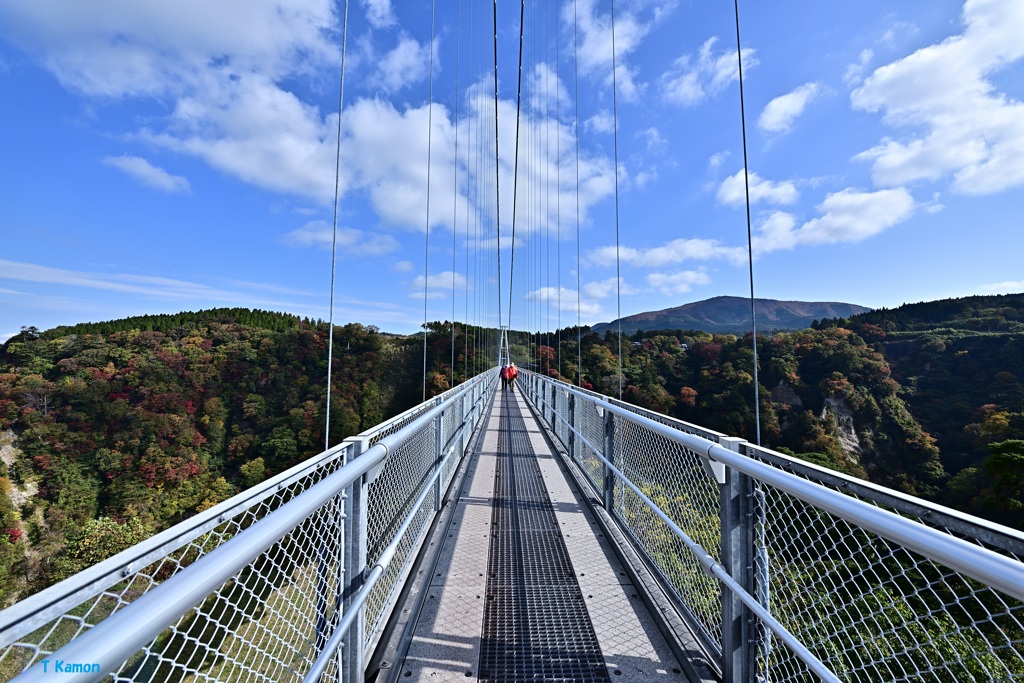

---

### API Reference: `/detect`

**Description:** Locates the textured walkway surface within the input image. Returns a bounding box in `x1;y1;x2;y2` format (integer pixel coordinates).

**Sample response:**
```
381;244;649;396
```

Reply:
399;389;687;682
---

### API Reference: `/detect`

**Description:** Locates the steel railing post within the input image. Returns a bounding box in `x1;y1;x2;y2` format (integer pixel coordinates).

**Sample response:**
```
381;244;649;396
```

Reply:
568;393;576;462
434;397;444;511
342;435;371;682
602;409;616;512
718;436;755;683
549;382;556;426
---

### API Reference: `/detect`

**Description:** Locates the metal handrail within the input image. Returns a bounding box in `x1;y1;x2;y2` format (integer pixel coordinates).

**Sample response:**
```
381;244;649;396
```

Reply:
0;442;349;647
520;370;1024;682
527;373;1024;604
0;369;497;682
302;403;477;682
10;444;389;683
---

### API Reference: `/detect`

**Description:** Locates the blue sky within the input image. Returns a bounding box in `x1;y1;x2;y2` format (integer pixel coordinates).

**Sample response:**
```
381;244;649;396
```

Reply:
2;0;1022;341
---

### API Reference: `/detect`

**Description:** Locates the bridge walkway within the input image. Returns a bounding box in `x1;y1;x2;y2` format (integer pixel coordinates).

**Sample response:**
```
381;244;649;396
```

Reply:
387;386;693;682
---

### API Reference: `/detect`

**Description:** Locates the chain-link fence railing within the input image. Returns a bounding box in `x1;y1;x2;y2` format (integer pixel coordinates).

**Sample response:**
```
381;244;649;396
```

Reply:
0;370;497;683
521;371;1024;683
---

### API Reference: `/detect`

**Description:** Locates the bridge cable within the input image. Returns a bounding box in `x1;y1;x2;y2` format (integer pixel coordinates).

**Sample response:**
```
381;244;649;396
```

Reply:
611;0;624;401
492;0;503;362
555;0;562;379
452;0;461;389
545;0;552;371
573;0;583;386
463;0;471;381
733;0;762;445
324;0;350;451
506;0;526;333
422;0;436;402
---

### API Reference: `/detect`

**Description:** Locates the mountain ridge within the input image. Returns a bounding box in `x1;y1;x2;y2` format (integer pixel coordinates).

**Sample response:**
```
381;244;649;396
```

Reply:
592;295;871;335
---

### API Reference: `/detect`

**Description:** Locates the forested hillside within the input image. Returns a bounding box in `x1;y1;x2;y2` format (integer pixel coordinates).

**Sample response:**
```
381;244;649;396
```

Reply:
811;293;1024;524
0;311;488;603
0;296;1021;606
592;296;871;334
544;326;945;496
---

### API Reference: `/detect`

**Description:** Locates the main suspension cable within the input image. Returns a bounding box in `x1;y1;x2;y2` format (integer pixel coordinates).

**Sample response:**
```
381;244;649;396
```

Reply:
573;0;582;386
611;0;623;401
733;0;762;445
451;0;461;388
492;0;503;361
422;0;436;402
555;0;562;379
324;0;350;451
507;0;526;333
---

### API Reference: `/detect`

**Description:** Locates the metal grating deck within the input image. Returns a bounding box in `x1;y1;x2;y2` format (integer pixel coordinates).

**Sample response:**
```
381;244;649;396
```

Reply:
478;392;609;682
393;389;689;682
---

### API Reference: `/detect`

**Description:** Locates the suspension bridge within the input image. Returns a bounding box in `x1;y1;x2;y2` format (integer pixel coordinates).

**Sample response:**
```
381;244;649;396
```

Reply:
2;0;1024;681
2;366;1024;682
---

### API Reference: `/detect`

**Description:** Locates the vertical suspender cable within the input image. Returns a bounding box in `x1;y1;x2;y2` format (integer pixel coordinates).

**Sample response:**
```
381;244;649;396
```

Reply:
464;0;471;380
544;0;552;369
507;0;526;333
423;0;436;402
325;0;349;451
733;0;761;445
610;0;623;401
492;0;503;363
452;0;461;388
555;0;562;379
573;0;582;386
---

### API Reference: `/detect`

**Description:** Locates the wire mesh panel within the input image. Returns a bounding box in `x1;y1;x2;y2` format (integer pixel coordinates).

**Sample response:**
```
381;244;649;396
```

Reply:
0;371;497;682
0;446;351;682
364;421;437;642
521;371;1024;683
754;481;1024;682
555;387;570;446
610;413;723;653
573;397;606;495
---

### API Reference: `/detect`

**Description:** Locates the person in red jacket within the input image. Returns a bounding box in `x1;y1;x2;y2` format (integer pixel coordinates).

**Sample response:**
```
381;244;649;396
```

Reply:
507;362;518;392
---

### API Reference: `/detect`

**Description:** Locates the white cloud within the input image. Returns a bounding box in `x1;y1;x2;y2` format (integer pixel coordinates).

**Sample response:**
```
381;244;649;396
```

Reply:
851;0;1024;195
639;127;666;152
102;155;190;193
527;62;571;116
585;111;615;134
0;0;618;239
0;258;312;307
646;269;711;296
843;49;874;87
590;238;746;268
708;151;729;170
526;286;603;318
283;220;400;256
980;279;1024;293
373;35;434;92
410;270;468;299
562;0;651;101
583;277;638;299
634;170;656;189
0;0;339;98
717;169;799;206
758;82;820;133
362;0;394;29
392;260;414;272
145;75;340;201
660;36;758;106
753;187;915;253
339;98;463;231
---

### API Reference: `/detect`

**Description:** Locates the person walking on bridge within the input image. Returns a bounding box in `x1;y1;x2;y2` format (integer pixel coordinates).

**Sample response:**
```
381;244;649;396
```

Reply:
507;362;518;392
500;364;509;391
